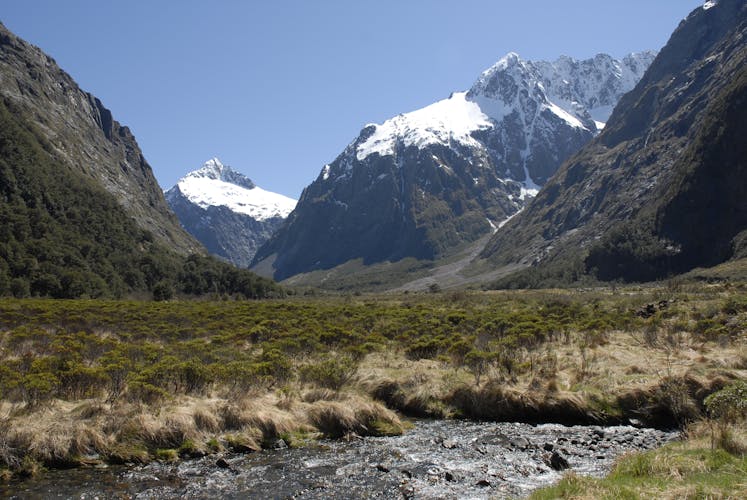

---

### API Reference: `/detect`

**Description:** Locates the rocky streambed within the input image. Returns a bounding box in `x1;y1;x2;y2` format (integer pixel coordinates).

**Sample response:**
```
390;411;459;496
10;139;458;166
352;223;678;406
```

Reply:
2;420;677;499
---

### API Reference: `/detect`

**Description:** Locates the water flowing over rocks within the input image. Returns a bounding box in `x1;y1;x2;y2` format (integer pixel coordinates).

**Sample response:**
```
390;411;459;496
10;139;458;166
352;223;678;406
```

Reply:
2;420;676;499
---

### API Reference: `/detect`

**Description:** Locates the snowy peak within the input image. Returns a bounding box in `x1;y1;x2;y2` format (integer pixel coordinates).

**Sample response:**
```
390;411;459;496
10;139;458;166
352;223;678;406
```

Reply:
189;157;256;190
167;158;296;221
354;51;655;163
356;92;492;161
470;51;656;126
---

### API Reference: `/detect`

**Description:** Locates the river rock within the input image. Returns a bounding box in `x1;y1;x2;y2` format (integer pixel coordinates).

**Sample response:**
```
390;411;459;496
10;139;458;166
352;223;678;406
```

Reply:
444;471;461;482
509;437;531;450
216;458;231;469
543;442;554;451
548;451;570;471
399;483;415;499
376;463;390;473
476;479;491;487
442;439;458;449
270;438;288;450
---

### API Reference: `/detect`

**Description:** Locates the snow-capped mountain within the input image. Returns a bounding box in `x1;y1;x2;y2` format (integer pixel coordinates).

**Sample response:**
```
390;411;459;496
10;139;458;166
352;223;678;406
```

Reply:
253;51;655;281
166;158;296;267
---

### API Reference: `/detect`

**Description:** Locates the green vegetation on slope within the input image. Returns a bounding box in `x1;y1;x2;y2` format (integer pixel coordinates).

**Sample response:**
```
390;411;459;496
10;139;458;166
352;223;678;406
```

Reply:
0;98;281;299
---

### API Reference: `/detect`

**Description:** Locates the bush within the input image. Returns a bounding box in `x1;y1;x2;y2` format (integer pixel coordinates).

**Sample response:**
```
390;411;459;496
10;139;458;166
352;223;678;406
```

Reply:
299;356;358;391
152;281;174;301
704;381;747;454
465;349;497;386
705;381;747;424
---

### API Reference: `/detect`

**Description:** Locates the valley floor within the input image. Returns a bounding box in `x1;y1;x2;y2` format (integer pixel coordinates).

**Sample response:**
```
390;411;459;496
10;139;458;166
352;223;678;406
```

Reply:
0;283;745;496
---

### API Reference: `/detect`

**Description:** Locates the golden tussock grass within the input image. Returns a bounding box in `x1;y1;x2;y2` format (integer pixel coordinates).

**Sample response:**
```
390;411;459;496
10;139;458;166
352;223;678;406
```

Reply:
1;392;399;474
5;410;109;466
354;316;746;428
192;404;221;433
306;394;403;438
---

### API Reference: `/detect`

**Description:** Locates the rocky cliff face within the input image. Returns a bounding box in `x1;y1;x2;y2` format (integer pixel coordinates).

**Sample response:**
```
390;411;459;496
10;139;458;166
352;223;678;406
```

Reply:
481;0;747;284
166;158;296;267
0;22;199;254
254;52;654;280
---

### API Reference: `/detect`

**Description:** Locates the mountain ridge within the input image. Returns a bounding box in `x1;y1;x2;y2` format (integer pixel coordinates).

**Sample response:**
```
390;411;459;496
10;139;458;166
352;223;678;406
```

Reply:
254;51;655;281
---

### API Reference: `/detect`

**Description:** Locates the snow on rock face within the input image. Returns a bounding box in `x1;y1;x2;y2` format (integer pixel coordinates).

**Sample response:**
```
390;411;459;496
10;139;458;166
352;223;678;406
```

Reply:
170;158;296;221
703;1;718;10
355;51;656;162
186;157;256;190
356;92;492;161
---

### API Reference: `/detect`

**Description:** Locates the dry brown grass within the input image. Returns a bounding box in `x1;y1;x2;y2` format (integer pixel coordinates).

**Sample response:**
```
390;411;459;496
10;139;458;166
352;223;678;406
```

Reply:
0;389;405;476
354;324;746;428
306;394;403;438
192;403;221;433
302;388;342;403
2;402;110;467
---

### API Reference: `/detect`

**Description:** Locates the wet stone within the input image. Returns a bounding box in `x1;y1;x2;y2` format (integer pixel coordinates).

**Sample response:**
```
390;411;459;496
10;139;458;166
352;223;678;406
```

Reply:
270;438;288;450
5;420;678;500
549;452;570;471
442;439;458;449
444;471;460;482
509;437;531;449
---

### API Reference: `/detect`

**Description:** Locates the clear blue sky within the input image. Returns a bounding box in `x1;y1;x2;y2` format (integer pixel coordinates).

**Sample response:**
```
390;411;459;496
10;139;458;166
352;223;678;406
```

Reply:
3;0;702;198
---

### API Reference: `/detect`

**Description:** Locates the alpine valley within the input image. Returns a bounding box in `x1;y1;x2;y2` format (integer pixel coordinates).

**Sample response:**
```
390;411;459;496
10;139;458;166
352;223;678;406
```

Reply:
252;50;656;286
165;158;296;268
1;3;747;500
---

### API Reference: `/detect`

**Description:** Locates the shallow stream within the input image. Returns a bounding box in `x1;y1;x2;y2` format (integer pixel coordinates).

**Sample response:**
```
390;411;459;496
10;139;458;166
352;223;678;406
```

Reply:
2;420;676;499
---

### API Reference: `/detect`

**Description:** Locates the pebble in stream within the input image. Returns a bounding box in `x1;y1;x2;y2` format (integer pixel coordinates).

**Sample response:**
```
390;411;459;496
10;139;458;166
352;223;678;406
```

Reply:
1;420;677;499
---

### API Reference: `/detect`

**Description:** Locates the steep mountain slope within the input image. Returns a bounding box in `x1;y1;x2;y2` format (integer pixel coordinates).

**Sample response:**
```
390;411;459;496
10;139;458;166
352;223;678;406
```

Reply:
481;0;747;285
0;22;198;254
0;23;281;299
254;52;654;281
166;158;296;267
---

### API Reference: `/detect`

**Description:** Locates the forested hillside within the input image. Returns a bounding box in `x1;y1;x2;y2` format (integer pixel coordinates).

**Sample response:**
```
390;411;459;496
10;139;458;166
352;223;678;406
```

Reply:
0;99;281;299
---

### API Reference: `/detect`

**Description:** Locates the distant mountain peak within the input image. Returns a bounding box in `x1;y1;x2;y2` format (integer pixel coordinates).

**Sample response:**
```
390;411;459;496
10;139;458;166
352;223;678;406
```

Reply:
355;51;654;166
166;158;297;267
493;51;522;70
189;157;256;190
469;51;657;128
169;158;295;221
